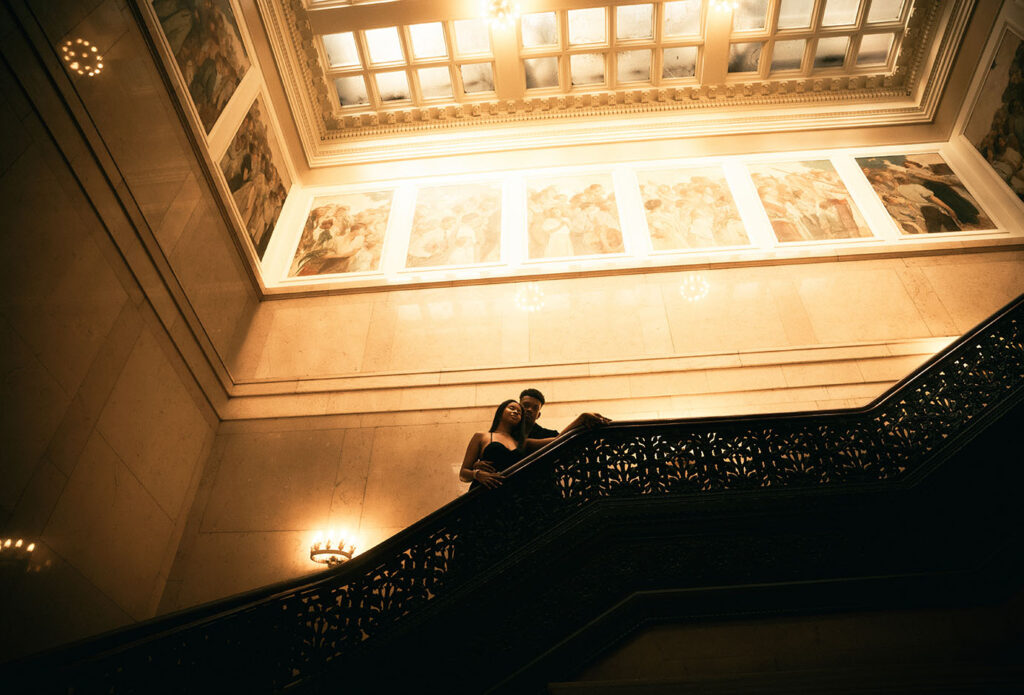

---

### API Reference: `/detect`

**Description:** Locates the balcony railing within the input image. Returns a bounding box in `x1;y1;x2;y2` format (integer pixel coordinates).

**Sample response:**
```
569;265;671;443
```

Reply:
10;294;1024;693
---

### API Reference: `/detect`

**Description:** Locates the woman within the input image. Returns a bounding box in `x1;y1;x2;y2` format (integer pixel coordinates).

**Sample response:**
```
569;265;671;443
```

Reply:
460;400;555;490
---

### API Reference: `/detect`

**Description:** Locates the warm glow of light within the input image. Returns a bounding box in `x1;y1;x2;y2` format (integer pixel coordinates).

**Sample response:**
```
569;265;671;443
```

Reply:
61;38;104;77
514;282;545;312
310;528;356;567
711;0;738;10
483;0;519;28
679;274;710;302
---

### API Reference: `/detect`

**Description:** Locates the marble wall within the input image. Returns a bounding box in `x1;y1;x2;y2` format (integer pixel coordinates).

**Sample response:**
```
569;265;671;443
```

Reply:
162;248;1024;613
0;0;237;658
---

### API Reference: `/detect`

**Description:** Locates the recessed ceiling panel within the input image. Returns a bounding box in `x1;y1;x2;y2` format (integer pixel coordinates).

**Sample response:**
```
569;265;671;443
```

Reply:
777;0;815;29
364;26;403;64
771;39;805;71
522;12;559;48
323;32;360;68
857;32;894;65
461;62;495;92
617;49;651;82
663;0;701;37
569;7;606;45
822;0;861;27
571;53;606;85
662;46;698;78
814;36;849;68
454;19;491;54
525;56;559;89
734;0;770;32
409;23;447;59
617;4;654;41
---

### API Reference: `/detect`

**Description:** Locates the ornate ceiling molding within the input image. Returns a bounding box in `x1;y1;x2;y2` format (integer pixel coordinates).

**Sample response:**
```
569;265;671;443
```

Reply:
258;0;972;166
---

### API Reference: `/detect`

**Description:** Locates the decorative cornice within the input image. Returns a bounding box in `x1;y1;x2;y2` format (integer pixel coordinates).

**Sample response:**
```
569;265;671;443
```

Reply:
260;0;972;166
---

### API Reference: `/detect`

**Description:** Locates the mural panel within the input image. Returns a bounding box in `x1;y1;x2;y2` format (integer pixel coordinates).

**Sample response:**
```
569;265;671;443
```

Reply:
153;0;250;133
405;183;502;268
525;174;624;259
637;167;749;250
857;153;995;234
964;30;1024;203
220;99;287;259
749;160;871;242
289;190;393;277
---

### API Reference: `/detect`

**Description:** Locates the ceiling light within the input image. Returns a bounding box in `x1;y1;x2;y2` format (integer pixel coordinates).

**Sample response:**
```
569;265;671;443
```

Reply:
61;38;104;77
679;274;710;302
514;282;545;312
485;0;519;28
310;529;356;567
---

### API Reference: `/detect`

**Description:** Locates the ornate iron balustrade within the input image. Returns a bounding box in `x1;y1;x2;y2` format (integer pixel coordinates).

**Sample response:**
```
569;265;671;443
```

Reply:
18;295;1024;692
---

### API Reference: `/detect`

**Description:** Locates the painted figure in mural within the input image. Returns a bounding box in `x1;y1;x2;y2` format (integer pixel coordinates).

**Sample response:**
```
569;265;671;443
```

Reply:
638;169;748;250
406;184;502;268
856;154;994;234
527;178;624;259
289;192;392;277
218;101;287;258
749;161;871;242
154;0;250;132
967;33;1024;201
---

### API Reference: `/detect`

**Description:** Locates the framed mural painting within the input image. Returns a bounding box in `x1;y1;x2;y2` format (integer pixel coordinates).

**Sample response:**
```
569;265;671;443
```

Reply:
636;167;749;251
151;0;250;133
219;98;288;259
288;190;394;277
525;174;625;260
405;183;502;269
748;160;872;242
856;153;995;234
963;28;1024;203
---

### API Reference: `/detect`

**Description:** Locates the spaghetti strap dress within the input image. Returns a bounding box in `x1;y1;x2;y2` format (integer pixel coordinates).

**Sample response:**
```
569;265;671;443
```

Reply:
469;434;524;490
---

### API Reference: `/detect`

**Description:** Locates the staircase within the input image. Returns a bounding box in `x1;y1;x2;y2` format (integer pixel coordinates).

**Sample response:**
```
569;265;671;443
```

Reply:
6;296;1024;694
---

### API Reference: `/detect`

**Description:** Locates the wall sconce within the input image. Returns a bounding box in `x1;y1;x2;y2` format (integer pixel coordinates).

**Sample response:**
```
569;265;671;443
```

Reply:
679;274;710;302
484;0;519;28
0;537;36;567
61;38;104;77
514;282;545;312
310;530;355;567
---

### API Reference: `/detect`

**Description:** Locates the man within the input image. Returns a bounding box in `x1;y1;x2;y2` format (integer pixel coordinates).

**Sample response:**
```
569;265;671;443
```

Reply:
519;387;611;438
519;388;559;439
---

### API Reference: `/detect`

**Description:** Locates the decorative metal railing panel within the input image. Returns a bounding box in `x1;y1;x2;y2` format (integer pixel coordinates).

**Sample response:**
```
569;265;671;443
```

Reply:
33;298;1024;692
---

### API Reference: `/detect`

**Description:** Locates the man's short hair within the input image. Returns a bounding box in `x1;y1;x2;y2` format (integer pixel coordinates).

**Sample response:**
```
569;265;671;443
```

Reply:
519;388;546;405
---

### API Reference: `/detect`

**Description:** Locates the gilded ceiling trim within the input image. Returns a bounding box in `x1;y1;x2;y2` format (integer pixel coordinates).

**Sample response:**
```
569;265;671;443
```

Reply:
259;0;971;166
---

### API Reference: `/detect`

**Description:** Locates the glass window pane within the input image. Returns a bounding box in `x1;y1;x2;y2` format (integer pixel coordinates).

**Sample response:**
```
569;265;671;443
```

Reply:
662;46;697;79
867;0;904;22
323;32;360;68
409;23;446;59
728;42;762;72
376;71;410;101
814;36;850;68
454;19;490;54
569;7;605;45
524;56;558;89
857;32;894;64
418;66;452;98
664;0;701;37
822;0;860;26
771;39;805;70
617;49;651;82
334;75;368;106
461;62;494;93
734;0;769;32
364;26;403;64
522;12;558;48
778;0;814;29
616;4;653;40
571;53;605;86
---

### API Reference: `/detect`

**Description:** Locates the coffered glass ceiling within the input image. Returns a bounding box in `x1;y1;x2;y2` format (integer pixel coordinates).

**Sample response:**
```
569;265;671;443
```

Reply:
316;0;909;113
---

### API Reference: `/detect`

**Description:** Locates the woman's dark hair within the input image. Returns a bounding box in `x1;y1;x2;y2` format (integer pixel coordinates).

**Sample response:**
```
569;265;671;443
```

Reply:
489;400;525;445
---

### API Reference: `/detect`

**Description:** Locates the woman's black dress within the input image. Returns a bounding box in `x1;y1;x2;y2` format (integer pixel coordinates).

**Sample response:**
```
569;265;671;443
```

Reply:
469;440;523;490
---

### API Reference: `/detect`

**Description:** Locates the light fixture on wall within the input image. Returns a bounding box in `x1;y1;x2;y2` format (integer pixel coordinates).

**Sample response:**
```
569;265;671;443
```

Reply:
60;38;104;77
310;530;355;567
0;537;37;570
679;274;710;302
514;282;545;312
484;0;519;28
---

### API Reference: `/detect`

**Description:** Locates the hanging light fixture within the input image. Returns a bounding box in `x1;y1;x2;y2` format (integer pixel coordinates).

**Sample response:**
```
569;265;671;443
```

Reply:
484;0;520;28
679;274;710;302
